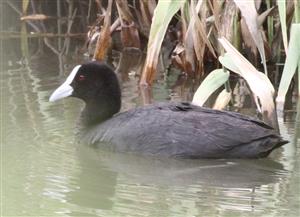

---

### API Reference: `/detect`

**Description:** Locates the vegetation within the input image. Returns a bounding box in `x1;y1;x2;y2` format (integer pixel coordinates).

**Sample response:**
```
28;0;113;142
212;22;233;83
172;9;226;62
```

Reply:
1;0;299;128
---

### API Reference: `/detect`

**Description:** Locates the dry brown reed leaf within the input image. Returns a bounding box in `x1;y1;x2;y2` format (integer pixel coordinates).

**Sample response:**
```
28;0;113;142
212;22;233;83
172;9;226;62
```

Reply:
116;0;140;49
257;6;275;26
254;0;262;11
94;0;102;12
208;0;221;31
182;1;199;75
93;0;113;61
171;43;186;72
240;18;258;61
233;0;268;74
219;1;239;48
20;14;49;21
218;37;277;129
136;0;156;36
182;0;216;76
120;23;141;48
193;2;217;59
189;0;206;63
140;0;154;25
115;0;134;22
213;89;231;110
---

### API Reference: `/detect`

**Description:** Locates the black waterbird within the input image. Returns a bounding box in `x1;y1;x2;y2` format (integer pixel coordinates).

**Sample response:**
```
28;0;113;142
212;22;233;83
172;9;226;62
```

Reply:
49;61;288;158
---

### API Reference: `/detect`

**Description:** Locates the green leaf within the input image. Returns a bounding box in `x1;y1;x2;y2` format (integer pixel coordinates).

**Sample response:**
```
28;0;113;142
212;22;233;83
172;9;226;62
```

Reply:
192;69;229;106
140;0;185;85
21;23;29;58
277;0;288;54
277;23;300;103
294;0;300;23
22;0;30;14
294;100;300;144
147;0;185;51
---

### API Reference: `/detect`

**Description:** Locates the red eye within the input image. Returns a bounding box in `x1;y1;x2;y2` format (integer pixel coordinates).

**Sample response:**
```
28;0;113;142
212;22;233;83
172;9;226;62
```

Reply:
78;74;85;81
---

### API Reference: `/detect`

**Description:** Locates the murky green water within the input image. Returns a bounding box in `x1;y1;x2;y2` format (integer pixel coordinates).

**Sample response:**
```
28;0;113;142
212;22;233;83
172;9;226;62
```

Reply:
1;51;300;217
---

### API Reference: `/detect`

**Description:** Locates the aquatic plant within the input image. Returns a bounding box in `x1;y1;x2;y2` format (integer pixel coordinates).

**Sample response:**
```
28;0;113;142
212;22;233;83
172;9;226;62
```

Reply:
3;0;299;122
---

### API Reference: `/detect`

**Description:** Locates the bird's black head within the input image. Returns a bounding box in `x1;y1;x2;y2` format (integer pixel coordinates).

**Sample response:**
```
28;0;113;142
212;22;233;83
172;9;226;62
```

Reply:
50;61;121;124
70;62;121;102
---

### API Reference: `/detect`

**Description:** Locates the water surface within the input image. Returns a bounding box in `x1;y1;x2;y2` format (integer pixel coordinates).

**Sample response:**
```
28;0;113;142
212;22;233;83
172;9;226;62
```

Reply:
1;52;300;217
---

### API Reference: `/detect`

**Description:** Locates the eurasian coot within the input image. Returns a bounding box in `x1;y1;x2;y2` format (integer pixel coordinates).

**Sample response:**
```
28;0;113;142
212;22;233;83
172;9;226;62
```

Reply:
49;61;287;158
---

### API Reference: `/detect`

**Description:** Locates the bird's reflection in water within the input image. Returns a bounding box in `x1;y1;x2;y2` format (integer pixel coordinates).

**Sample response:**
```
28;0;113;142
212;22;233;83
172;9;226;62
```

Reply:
95;150;286;188
65;142;287;216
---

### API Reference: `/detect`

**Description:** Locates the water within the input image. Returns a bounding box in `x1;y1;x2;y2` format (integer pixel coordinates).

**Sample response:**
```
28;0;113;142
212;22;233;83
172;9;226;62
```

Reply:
1;52;300;217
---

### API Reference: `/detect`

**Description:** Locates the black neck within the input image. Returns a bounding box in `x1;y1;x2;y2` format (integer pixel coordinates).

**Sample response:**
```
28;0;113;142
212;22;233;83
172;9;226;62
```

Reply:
81;98;121;126
74;62;122;126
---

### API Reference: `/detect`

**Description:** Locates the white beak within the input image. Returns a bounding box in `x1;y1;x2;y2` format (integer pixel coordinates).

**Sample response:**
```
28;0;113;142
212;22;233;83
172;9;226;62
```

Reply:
49;65;81;102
